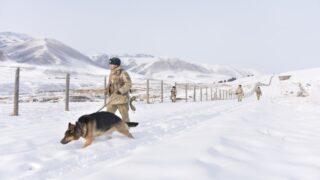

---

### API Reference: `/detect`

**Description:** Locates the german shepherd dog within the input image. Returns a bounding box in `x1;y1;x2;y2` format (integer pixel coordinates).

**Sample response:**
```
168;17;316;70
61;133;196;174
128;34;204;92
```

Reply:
60;111;138;148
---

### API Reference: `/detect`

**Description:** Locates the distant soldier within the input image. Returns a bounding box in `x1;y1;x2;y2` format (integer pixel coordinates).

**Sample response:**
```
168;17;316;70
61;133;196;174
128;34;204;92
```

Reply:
255;86;262;100
105;57;132;122
235;84;244;102
170;86;177;102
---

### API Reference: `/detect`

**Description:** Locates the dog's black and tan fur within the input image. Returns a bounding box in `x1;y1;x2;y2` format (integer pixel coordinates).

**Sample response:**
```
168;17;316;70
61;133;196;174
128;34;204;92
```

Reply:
61;112;138;148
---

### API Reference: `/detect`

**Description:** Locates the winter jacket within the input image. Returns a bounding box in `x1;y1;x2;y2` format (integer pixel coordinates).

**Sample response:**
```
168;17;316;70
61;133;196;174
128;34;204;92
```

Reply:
255;88;262;96
235;87;244;96
106;67;132;105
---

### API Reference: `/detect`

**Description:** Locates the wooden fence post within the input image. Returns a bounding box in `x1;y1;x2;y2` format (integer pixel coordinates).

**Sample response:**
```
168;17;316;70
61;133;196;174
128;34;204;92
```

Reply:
223;90;225;100
222;90;224;100
147;79;150;104
193;85;196;102
185;83;188;102
200;88;203;101
206;87;208;101
161;80;163;103
227;90;229;99
211;87;213;100
225;90;227;100
65;73;70;111
215;88;217;100
219;89;222;100
175;82;177;101
12;67;20;116
104;76;107;105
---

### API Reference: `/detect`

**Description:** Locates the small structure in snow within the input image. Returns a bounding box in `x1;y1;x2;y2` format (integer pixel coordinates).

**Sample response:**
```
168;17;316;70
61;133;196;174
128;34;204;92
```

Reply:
279;75;291;81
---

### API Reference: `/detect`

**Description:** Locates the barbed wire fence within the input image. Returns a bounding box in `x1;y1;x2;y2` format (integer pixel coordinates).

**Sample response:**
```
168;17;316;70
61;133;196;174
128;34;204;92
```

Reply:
1;67;238;116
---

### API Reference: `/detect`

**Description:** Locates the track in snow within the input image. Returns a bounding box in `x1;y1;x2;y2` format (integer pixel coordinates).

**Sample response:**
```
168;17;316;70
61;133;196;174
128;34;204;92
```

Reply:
0;98;253;180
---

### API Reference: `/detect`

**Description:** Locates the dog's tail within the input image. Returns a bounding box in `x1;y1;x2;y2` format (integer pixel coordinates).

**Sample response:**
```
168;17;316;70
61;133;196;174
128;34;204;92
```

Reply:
126;122;139;127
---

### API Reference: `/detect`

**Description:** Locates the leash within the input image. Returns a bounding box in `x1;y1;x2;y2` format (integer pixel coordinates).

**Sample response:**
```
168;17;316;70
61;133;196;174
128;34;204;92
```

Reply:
96;94;137;113
96;93;117;112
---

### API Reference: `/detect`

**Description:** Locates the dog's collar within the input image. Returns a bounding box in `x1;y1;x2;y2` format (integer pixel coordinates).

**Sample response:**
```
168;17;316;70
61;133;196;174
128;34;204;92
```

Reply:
77;123;87;138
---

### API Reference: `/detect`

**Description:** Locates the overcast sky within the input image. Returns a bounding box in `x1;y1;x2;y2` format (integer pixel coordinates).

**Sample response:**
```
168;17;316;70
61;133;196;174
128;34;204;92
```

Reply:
1;0;320;73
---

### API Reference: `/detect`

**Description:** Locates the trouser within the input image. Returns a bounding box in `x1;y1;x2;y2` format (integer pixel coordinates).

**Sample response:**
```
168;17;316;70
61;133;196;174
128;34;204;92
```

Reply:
107;103;130;122
237;95;243;102
171;95;176;102
256;94;261;100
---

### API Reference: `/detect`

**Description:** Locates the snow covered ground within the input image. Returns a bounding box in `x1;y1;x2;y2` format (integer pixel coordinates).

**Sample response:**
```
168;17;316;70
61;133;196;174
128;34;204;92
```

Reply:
0;68;320;180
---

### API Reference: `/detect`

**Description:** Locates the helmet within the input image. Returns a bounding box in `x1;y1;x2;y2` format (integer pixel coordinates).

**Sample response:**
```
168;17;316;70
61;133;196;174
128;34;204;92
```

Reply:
109;57;121;66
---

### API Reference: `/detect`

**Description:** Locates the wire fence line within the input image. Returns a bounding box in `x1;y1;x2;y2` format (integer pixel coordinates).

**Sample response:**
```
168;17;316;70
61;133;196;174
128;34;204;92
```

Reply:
1;67;236;116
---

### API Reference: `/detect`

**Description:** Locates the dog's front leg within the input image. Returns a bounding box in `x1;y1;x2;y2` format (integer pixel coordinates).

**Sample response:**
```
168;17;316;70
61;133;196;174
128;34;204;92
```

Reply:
83;137;94;148
83;121;96;148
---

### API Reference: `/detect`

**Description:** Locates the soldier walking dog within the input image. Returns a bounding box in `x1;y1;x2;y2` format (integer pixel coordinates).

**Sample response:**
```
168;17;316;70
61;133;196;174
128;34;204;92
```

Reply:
105;57;132;123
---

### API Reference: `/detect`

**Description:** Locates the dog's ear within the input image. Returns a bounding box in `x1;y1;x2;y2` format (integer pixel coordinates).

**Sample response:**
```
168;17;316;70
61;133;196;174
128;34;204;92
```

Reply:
68;122;75;131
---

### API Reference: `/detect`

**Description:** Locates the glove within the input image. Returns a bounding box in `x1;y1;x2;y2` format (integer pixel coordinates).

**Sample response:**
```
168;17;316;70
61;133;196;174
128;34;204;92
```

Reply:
104;87;110;96
116;91;122;95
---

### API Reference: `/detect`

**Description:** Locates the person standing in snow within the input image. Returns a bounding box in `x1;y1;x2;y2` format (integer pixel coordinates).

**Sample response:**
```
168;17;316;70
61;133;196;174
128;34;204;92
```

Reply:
255;86;262;100
105;57;132;122
235;84;244;102
170;86;177;102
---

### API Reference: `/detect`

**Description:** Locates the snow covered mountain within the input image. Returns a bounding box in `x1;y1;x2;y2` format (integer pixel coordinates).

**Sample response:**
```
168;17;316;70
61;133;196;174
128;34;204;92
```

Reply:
91;53;156;70
91;53;257;82
0;32;33;48
0;32;257;83
0;38;98;68
91;53;110;69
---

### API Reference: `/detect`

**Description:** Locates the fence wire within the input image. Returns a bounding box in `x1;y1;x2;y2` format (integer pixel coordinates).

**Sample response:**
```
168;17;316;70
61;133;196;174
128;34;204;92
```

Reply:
1;67;238;115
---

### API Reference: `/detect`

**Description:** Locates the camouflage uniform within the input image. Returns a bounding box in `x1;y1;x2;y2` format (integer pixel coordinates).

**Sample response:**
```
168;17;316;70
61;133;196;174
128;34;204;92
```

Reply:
170;87;177;102
255;86;262;100
235;86;244;102
106;66;132;122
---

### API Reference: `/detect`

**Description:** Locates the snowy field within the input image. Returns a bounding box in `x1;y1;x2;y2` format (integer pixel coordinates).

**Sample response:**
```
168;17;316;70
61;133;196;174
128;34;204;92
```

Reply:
1;68;320;180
